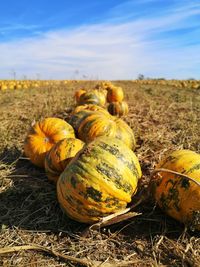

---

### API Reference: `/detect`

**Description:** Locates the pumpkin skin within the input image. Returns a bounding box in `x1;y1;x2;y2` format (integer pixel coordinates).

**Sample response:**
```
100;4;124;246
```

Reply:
99;89;107;98
95;81;113;90
78;90;106;107
77;112;136;150
57;137;142;223
115;118;136;150
108;101;129;117
69;108;110;134
24;118;75;168
94;83;109;97
152;150;200;230
45;138;85;183
77;112;117;142
107;86;124;103
69;110;93;133
72;104;110;116
74;89;86;103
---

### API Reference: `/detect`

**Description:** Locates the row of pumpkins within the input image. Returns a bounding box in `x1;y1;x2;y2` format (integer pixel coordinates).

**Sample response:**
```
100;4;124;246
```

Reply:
24;82;200;230
132;79;200;89
0;79;75;91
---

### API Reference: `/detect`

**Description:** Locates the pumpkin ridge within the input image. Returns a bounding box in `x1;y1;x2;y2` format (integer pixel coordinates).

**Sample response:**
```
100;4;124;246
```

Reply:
57;137;141;223
184;163;200;175
59;170;124;212
97;141;141;179
93;144;139;190
69;158;131;201
152;149;200;230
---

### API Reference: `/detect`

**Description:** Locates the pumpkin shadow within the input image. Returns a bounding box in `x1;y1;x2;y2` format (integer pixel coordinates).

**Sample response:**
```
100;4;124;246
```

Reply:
0;147;193;239
108;203;186;239
0;146;21;164
0;147;85;234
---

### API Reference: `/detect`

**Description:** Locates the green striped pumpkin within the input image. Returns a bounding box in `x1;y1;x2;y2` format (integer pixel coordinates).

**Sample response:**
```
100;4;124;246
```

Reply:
57;137;142;223
69;110;92;133
108;101;129;117
77;112;136;150
115;118;136;149
72;104;110;116
45;138;85;183
152;149;200;230
78;90;106;107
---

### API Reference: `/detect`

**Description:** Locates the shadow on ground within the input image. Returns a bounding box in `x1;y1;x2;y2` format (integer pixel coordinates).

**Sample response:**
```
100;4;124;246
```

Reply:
0;147;188;240
0;147;84;233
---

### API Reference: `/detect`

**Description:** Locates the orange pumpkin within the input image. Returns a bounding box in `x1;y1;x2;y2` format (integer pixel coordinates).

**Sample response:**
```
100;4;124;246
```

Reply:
45;138;85;183
74;89;86;103
24;118;75;168
107;86;124;102
108;101;129;117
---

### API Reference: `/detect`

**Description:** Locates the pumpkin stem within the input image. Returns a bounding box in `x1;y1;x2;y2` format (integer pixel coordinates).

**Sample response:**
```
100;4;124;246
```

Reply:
81;193;146;237
152;168;200;187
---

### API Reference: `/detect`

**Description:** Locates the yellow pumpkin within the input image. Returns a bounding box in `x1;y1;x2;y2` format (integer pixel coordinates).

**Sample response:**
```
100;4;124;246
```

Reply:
24;118;75;168
72;104;110;116
152;149;200;230
45;138;85;183
57;137;142;223
95;81;113;90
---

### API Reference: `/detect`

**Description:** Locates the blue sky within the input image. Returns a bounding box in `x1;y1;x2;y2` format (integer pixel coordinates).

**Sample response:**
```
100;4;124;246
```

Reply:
0;0;200;79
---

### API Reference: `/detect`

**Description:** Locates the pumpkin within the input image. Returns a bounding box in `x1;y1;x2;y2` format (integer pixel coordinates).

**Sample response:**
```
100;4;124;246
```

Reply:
74;89;86;103
72;104;110;116
69;110;93;133
115;118;136;149
94;83;109;97
95;81;113;90
152;149;200;230
57;136;142;223
108;101;129;117
95;88;108;98
45;138;85;183
78;90;106;106
107;86;124;103
24;118;75;168
69;108;111;134
76;112;136;150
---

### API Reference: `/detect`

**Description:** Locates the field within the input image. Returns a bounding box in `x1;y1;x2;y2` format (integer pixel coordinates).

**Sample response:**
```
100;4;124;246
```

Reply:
0;80;200;266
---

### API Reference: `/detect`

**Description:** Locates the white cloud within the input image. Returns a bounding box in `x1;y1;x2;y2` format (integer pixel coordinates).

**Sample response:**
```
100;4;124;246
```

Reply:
0;1;200;80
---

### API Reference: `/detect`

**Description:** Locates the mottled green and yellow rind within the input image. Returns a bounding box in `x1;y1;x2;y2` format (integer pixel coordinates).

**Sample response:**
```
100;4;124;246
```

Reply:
78;90;106;107
108;101;129;117
45;138;85;183
71;111;136;150
153;149;200;230
57;137;142;224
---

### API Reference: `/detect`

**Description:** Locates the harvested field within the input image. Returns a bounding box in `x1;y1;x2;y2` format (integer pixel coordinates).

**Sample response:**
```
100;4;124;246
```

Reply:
0;81;200;266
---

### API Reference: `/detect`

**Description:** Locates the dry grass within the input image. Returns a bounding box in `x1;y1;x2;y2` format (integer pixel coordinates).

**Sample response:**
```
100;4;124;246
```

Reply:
0;81;200;266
